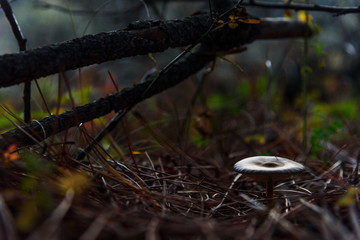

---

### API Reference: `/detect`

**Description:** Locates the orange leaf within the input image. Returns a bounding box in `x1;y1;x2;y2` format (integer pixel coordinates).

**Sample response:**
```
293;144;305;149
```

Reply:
1;144;20;165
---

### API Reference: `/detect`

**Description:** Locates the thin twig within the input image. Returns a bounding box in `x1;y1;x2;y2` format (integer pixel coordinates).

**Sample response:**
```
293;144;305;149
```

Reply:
210;173;242;215
122;118;141;175
76;109;130;161
177;63;214;142
140;0;244;98
0;0;26;49
0;0;31;123
32;0;125;16
246;0;360;16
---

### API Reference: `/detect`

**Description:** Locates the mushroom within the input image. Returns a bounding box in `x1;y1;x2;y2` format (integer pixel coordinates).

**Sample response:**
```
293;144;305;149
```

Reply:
234;156;304;198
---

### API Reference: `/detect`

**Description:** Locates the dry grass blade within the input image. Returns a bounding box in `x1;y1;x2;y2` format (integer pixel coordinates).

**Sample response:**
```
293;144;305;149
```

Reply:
349;204;360;239
300;199;355;240
0;195;18;240
26;190;74;240
210;173;242;214
78;210;114;240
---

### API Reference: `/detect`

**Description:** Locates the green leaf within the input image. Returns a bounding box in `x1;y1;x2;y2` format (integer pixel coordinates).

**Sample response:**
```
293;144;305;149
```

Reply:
301;66;313;78
331;101;357;119
191;135;209;147
207;94;229;110
22;151;54;175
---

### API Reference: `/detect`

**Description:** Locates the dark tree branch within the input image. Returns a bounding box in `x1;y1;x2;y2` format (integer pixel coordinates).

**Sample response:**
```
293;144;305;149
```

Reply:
256;18;311;39
246;0;360;15
0;13;210;88
0;17;311;149
0;15;311;88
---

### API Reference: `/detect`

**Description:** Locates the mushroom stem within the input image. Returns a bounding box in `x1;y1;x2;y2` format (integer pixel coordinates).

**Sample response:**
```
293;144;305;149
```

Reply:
266;177;274;198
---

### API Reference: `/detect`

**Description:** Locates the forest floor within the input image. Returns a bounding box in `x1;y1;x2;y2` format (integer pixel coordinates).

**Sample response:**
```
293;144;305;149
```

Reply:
0;76;359;240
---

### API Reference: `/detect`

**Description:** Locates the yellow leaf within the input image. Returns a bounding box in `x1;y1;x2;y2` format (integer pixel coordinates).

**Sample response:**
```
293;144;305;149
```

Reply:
132;151;145;155
298;11;313;23
58;171;89;195
229;15;237;21
257;136;266;145
337;187;358;207
16;201;38;231
212;21;227;31
244;134;266;145
238;18;261;24
228;22;239;29
319;58;326;68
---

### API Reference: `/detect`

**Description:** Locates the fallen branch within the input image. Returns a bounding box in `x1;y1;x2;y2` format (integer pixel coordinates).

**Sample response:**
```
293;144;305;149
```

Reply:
0;15;309;88
0;17;311;149
1;45;214;149
0;13;210;88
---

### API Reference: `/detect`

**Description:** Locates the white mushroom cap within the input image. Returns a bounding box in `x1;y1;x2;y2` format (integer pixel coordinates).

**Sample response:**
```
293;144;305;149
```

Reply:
234;156;304;181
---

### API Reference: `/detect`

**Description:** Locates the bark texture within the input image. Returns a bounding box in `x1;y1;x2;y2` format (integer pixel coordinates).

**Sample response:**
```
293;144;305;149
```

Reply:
0;15;310;88
0;14;210;88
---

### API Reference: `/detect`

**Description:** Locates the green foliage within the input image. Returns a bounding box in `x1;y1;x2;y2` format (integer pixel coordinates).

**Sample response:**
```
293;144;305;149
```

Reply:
236;79;251;99
16;151;55;231
309;100;357;158
301;65;313;79
21;151;54;177
329;101;358;119
311;38;326;56
311;100;358;126
207;94;232;110
207;76;268;112
0;116;14;131
310;24;322;35
310;118;344;157
254;75;268;99
60;86;93;106
191;135;209;147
